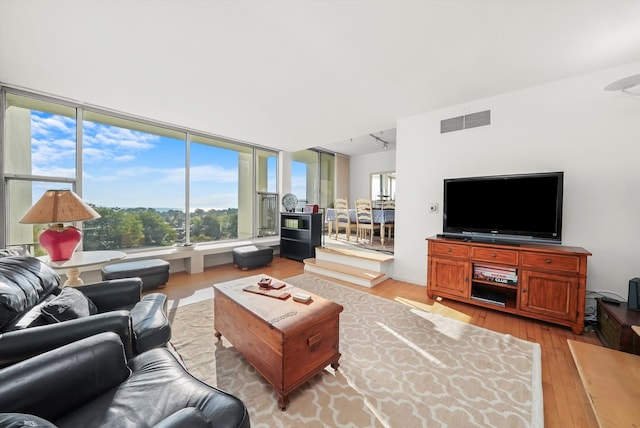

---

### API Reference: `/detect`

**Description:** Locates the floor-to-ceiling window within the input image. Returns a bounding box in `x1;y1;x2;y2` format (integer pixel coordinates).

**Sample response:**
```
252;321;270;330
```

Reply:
3;94;78;254
82;111;186;250
290;149;335;211
319;151;335;210
1;88;278;255
256;149;278;236
189;135;251;241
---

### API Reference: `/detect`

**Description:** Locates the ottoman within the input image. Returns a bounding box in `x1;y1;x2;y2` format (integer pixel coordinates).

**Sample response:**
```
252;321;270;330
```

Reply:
102;259;170;291
232;245;274;270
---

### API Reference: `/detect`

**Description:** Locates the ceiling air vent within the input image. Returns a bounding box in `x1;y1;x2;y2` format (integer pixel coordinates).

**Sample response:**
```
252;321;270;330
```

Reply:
440;116;464;133
441;110;491;133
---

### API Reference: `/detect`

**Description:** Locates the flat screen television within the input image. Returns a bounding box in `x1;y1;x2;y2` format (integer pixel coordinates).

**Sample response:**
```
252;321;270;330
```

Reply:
443;171;564;244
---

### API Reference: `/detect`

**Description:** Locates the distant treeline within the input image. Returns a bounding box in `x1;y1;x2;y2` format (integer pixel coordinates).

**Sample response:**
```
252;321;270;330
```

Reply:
82;206;239;250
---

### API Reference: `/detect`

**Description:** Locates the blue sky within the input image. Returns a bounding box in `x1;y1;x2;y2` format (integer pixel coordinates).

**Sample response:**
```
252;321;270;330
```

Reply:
31;111;280;210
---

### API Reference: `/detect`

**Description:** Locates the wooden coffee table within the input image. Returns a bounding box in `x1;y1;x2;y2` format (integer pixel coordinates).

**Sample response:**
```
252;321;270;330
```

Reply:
213;274;343;410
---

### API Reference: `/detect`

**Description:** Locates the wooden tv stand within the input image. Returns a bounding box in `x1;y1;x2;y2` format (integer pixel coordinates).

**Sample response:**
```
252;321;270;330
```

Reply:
426;236;591;334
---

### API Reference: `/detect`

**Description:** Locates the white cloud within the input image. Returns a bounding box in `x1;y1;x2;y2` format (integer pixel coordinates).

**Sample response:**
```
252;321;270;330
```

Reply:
31;114;75;138
190;164;237;183
113;155;136;162
33;165;75;178
86;124;157;151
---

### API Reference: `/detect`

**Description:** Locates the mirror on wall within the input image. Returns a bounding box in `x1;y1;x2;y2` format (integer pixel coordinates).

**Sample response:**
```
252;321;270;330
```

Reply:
370;171;396;207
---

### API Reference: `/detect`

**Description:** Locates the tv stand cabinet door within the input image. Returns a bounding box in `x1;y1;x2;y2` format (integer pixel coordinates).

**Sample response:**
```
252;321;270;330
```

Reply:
520;270;580;325
428;258;470;299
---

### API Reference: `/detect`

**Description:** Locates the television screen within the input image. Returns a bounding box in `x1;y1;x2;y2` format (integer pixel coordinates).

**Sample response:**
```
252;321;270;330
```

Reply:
443;172;563;244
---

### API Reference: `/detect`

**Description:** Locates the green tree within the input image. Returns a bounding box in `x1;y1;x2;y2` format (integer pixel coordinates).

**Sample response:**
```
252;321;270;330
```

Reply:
138;211;178;246
83;207;144;250
191;214;220;241
219;213;238;239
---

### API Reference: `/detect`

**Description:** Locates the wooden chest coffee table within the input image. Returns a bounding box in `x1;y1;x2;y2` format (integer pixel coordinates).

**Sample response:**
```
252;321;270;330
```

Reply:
213;274;343;410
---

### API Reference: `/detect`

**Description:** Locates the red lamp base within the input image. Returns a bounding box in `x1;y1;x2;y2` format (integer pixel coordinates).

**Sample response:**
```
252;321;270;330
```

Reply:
39;225;82;261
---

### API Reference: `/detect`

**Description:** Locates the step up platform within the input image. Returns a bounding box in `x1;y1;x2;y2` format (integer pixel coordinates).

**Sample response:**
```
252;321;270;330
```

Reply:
303;246;394;288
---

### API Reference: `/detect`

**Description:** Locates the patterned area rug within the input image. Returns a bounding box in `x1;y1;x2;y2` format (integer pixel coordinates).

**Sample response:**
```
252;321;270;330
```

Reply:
168;274;543;427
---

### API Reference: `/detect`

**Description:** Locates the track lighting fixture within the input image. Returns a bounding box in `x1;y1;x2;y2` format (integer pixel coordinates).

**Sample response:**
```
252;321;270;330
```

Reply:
369;133;390;150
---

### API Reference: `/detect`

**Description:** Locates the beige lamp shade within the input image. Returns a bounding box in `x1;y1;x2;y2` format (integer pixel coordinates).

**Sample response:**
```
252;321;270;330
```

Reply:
19;189;101;224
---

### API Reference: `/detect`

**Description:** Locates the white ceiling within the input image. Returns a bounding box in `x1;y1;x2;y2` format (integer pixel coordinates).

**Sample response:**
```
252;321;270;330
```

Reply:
1;1;640;156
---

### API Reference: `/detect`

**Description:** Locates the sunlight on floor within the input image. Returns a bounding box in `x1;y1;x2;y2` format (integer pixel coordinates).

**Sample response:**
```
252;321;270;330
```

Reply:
393;297;472;324
375;321;446;368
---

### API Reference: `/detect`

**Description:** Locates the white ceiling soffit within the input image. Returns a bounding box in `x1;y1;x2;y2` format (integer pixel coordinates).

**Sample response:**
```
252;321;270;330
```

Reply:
1;1;640;156
319;129;397;156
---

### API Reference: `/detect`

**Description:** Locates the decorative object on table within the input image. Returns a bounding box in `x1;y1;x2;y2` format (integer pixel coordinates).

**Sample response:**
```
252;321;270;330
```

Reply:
18;189;100;261
281;193;298;212
303;204;319;213
257;277;272;288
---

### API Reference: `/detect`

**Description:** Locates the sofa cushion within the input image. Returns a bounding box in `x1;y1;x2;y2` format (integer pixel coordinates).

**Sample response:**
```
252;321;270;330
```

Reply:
57;347;249;428
0;257;60;329
0;413;57;428
41;288;97;323
152;408;213;428
10;299;52;330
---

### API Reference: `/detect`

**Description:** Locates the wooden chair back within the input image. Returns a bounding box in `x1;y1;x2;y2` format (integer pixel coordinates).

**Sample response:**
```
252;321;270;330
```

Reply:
333;198;352;240
355;198;379;243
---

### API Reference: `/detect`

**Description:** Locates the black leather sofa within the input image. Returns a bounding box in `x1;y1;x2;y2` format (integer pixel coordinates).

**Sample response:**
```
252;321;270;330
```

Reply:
0;332;250;428
0;255;171;368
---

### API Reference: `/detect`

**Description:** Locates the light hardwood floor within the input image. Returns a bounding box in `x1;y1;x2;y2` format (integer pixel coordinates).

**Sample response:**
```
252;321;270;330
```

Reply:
159;256;600;428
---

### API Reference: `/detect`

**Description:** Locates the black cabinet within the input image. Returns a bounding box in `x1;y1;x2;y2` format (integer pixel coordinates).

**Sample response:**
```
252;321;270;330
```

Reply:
280;212;322;261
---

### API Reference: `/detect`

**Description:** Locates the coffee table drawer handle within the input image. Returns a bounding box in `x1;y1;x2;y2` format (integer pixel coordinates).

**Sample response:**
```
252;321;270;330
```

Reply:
308;333;322;350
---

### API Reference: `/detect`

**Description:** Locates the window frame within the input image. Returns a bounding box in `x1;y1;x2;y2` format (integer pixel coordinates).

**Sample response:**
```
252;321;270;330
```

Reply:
1;86;279;252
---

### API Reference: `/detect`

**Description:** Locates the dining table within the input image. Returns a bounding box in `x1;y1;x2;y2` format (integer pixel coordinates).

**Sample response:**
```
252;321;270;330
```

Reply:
325;208;395;244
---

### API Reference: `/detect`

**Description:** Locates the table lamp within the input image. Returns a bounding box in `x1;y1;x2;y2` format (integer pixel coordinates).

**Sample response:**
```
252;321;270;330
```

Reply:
19;189;101;261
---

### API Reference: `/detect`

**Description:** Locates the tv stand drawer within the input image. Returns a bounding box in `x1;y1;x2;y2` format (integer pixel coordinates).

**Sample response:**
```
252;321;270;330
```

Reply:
521;252;581;273
430;242;469;258
471;247;519;265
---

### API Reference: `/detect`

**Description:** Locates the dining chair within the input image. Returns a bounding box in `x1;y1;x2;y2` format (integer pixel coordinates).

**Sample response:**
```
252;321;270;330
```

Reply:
355;198;380;244
334;198;354;241
382;199;395;241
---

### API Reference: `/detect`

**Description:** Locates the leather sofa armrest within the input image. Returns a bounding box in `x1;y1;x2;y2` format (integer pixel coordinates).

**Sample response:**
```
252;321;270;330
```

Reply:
153;408;213;428
0;311;134;368
0;332;130;422
78;278;143;311
131;293;171;353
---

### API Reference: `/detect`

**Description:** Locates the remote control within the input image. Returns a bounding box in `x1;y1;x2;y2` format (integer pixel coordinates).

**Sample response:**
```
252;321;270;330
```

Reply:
601;296;622;305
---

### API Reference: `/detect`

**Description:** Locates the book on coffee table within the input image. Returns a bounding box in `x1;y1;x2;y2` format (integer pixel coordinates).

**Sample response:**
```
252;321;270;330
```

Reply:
243;285;291;300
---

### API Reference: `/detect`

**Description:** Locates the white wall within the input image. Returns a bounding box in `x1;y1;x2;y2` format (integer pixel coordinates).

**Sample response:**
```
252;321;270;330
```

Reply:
394;61;640;301
350;151;396;204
